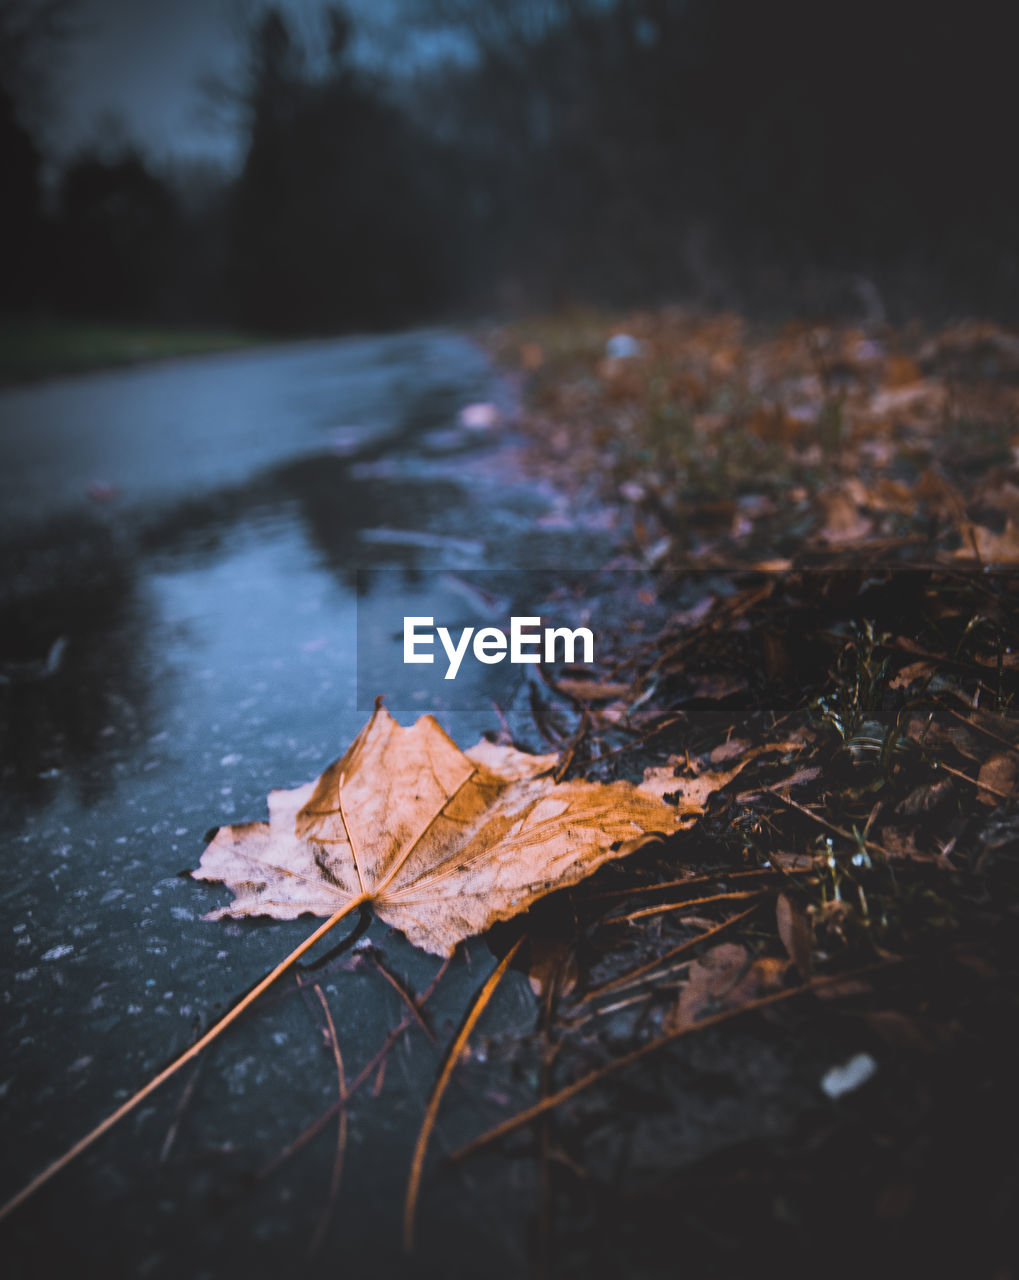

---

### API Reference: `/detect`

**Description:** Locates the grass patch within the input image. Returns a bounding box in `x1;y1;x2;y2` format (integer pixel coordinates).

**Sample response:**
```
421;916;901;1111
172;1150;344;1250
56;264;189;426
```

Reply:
0;318;261;385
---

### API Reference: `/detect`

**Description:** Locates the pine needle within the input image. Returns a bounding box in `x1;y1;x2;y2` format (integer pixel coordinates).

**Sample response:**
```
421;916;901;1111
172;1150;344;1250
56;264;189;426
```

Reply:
578;902;762;1004
258;955;451;1183
449;957;903;1166
403;937;523;1252
611;888;767;923
0;895;367;1223
309;984;347;1257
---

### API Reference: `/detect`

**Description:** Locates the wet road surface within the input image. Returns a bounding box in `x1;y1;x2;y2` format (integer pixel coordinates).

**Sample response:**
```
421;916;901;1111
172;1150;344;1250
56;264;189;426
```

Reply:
0;331;618;1278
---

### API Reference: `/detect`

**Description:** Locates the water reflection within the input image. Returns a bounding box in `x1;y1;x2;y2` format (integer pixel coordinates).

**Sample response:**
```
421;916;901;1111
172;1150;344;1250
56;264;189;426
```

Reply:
0;334;516;824
0;514;153;825
0;332;611;1279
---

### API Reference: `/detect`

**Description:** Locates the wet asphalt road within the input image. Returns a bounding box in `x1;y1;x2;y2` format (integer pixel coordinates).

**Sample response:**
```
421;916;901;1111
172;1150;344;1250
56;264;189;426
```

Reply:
0;331;618;1278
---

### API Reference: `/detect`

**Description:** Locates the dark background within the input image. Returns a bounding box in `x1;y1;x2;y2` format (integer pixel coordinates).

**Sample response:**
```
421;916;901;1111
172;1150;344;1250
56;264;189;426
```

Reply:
3;0;1017;335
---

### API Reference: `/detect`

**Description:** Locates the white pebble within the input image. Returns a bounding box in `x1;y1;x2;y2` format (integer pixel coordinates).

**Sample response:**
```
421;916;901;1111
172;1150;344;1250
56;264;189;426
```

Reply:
606;333;643;359
821;1052;878;1099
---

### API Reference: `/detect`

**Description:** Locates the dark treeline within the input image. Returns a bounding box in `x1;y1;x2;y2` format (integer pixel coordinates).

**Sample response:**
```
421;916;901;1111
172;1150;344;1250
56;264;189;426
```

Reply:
3;0;1017;333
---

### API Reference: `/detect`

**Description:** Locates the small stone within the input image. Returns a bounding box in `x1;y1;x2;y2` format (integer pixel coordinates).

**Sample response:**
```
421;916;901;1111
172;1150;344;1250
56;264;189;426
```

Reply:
821;1052;878;1099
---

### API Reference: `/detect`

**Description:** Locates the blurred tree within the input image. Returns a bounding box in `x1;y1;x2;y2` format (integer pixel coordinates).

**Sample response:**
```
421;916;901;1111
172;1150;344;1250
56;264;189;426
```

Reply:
403;0;1018;316
0;0;76;312
0;0;74;123
54;150;179;319
229;6;448;332
0;81;44;308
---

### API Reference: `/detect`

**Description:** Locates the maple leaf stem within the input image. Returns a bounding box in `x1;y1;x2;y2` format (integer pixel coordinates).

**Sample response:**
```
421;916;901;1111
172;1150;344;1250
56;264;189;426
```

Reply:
0;895;369;1224
403;937;523;1254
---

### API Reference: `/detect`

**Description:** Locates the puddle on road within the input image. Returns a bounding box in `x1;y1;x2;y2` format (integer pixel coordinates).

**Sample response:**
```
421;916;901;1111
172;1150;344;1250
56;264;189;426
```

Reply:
0;332;620;1279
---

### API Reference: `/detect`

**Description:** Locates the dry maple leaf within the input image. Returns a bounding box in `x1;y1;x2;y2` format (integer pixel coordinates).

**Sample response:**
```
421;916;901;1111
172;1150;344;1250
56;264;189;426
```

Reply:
637;741;799;809
194;702;695;957
776;892;813;979
817;487;873;544
664;943;787;1031
976;752;1019;806
952;520;1019;565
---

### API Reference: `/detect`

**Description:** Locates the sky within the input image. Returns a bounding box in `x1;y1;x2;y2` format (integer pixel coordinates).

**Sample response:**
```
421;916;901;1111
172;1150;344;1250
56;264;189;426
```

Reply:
27;0;460;174
43;0;248;168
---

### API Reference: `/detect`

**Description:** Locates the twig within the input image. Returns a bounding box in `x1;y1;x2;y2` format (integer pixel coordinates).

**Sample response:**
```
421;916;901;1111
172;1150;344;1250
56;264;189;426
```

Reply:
609;888;767;924
577;902;762;1005
536;958;560;1278
554;709;592;782
159;1060;204;1164
370;953;437;1044
940;698;1017;749
404;938;523;1252
766;790;897;859
448;957;903;1166
582;867;777;903
936;760;1015;801
579;989;655;1019
578;715;685;768
259;955;451;1183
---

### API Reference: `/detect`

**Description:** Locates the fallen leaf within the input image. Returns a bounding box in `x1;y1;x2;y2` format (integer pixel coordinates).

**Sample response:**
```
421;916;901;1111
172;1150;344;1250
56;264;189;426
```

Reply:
776;893;813;978
194;704;690;957
914;467;965;520
675;915;721;930
883;355;921;388
766;766;823;793
813;976;873;1001
817;488;873;543
889;660;935;690
527;938;578;999
976;753;1019;805
638;742;798;808
953;520;1019;564
875;826;928;861
666;944;787;1030
751;558;794;573
554;678;632;702
859;1010;948;1053
867;477;916;514
597;700;629;724
762;631;791;680
981;480;1019;522
686;672;749;700
665;943;747;1030
895;777;954;815
770;852;816;872
952;945;1001;981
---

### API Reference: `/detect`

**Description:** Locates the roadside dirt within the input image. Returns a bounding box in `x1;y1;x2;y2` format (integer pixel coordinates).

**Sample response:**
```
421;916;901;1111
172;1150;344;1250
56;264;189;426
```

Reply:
455;308;1019;1279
